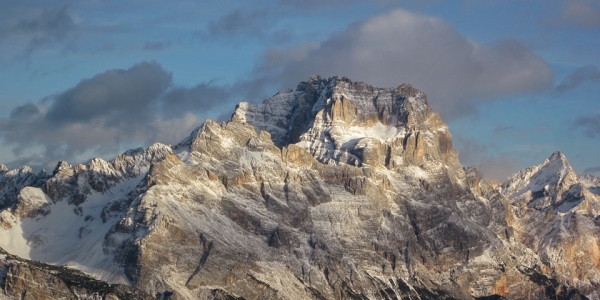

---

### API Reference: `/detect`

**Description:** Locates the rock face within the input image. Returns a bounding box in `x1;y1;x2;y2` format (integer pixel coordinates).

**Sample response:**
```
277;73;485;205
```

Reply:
0;76;597;299
501;152;600;298
0;247;153;300
580;174;600;196
232;76;459;172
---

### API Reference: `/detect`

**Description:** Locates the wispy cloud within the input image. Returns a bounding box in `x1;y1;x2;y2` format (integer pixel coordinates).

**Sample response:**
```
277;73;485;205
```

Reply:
455;137;520;182
206;9;270;37
573;114;600;138
196;8;296;44
584;166;600;175
10;6;77;58
550;2;600;30
556;65;600;93
143;41;172;51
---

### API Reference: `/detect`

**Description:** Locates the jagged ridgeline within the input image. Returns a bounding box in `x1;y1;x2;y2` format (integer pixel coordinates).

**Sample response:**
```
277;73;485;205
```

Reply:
0;76;599;299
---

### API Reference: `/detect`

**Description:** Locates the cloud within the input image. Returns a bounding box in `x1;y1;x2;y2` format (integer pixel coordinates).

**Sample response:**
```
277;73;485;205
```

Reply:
279;0;356;9
583;166;600;175
556;65;600;93
255;9;554;119
455;137;520;182
278;0;393;9
29;63;75;80
15;6;75;39
11;6;77;57
553;2;600;29
493;125;516;136
198;8;295;44
161;82;234;119
143;41;172;51
47;61;172;125
202;9;271;38
573;114;600;138
0;61;234;169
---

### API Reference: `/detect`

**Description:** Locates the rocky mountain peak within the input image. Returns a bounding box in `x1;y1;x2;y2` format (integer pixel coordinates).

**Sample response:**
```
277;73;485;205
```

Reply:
548;150;566;161
501;151;599;214
1;76;599;299
233;76;461;182
0;164;7;173
52;160;72;176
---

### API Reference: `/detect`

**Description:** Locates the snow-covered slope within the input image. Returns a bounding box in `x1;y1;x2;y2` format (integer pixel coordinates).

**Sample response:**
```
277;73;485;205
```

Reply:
0;76;596;299
500;152;600;298
0;143;173;285
580;173;600;196
234;76;461;176
501;151;600;214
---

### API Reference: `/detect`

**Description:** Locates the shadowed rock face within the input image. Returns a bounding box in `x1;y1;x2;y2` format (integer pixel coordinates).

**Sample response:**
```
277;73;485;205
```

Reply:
0;247;154;300
0;76;597;299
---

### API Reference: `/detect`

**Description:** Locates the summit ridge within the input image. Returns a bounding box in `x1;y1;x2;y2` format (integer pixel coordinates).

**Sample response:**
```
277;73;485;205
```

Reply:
0;76;598;299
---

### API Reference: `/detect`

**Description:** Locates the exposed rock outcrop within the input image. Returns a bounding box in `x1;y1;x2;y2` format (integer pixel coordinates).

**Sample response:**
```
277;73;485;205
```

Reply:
0;247;153;300
502;151;600;298
0;76;596;299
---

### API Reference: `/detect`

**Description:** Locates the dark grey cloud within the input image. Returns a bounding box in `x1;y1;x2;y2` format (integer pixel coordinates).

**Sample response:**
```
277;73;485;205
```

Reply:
573;114;600;138
12;6;77;57
143;41;172;51
556;65;600;93
0;61;235;169
9;103;42;120
46;61;171;125
254;9;554;120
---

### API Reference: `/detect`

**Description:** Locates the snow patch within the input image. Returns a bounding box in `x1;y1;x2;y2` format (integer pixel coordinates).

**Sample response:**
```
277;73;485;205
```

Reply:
0;176;144;284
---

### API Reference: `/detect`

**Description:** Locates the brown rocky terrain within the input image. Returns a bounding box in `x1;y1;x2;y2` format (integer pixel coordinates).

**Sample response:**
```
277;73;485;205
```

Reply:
0;76;597;299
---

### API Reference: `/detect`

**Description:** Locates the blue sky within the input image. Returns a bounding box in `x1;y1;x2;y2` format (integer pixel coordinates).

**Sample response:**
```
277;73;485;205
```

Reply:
0;0;598;181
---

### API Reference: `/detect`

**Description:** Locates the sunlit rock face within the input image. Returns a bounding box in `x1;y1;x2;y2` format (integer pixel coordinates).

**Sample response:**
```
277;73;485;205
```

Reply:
233;76;459;174
0;76;597;299
501;151;600;298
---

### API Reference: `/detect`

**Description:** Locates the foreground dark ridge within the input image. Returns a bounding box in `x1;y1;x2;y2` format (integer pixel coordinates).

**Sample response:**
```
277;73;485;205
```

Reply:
0;76;598;299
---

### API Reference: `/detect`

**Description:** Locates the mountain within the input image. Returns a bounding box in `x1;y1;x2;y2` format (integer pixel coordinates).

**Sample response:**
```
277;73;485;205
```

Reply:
500;151;600;299
579;174;600;196
501;151;600;214
0;76;597;299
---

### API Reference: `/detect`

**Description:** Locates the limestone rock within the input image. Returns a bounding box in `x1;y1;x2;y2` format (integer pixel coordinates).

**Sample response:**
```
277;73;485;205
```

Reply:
0;76;595;300
502;151;600;297
0;247;153;299
14;187;51;218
